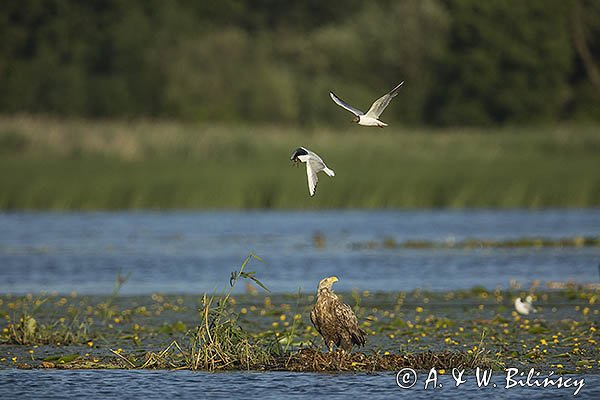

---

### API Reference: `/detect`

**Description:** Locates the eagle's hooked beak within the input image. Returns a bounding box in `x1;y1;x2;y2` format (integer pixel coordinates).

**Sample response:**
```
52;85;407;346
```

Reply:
329;276;339;283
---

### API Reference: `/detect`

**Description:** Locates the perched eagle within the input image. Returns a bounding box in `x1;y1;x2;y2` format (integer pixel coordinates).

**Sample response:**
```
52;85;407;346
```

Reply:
310;276;366;352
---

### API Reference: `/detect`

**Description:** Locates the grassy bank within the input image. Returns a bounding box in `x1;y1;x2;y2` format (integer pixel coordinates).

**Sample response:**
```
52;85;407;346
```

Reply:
1;116;599;209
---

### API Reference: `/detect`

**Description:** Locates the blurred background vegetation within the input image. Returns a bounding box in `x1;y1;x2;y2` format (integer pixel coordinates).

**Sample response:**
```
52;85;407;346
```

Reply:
0;0;599;209
2;0;599;125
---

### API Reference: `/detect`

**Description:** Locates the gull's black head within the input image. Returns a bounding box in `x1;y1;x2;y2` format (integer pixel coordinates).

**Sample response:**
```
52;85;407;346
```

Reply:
352;115;360;123
290;147;308;162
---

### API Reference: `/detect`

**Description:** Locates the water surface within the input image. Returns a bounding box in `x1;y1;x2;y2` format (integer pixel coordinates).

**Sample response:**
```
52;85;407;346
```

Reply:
1;210;598;294
0;370;597;399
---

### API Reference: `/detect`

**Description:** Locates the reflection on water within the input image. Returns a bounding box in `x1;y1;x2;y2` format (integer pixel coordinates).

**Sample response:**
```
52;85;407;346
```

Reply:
1;370;598;399
0;210;598;294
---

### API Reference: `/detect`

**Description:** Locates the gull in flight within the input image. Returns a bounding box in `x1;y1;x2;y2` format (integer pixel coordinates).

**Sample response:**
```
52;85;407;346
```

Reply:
290;147;335;197
329;81;404;127
514;295;537;315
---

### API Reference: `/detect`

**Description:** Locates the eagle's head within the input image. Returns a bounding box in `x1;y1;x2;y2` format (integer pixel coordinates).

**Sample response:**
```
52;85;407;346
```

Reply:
317;276;338;292
351;115;360;124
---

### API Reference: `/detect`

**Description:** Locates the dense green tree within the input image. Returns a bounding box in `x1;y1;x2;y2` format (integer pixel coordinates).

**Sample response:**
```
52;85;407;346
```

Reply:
568;0;600;120
0;0;598;124
429;0;573;125
0;0;184;117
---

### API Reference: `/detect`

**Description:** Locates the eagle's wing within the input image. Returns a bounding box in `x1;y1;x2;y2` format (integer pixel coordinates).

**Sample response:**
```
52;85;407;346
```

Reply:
329;92;364;117
364;81;404;119
334;302;366;346
310;307;321;334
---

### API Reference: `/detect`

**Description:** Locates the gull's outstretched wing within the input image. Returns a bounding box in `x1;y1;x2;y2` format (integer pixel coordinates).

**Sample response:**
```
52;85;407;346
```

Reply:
329;92;364;116
364;81;404;118
306;162;319;196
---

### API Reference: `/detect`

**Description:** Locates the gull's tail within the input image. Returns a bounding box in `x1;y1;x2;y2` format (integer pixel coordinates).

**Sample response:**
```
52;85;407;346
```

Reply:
324;167;335;177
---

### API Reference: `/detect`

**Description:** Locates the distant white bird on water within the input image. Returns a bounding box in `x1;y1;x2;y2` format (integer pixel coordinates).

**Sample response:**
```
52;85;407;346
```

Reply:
514;295;536;315
329;81;404;127
290;147;335;197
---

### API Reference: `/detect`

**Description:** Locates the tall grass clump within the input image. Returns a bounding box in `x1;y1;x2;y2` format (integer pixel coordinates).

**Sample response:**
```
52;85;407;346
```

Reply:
138;254;278;370
187;254;276;370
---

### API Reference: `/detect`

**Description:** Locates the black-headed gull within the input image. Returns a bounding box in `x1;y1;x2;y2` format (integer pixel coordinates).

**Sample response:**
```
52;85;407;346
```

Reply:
514;295;537;315
329;82;404;127
290;147;335;197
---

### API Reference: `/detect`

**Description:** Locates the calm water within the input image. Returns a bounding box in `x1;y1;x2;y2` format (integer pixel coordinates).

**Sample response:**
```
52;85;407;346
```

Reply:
0;210;599;295
1;210;599;398
1;370;598;399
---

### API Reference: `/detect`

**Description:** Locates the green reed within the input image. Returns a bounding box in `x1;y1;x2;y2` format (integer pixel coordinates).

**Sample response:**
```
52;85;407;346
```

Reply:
1;116;599;209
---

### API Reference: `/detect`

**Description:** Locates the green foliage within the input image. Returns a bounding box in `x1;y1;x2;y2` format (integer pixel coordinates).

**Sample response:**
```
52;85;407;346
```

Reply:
568;0;600;120
431;0;573;125
0;0;173;116
130;254;277;371
0;117;599;209
3;296;91;346
184;254;275;370
1;0;598;124
0;130;29;153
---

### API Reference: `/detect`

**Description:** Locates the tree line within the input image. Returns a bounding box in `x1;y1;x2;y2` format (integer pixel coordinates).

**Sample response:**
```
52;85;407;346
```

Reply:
1;0;598;125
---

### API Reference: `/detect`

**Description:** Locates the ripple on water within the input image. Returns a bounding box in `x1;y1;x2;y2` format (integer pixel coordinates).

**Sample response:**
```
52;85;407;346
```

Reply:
1;210;599;295
0;370;599;399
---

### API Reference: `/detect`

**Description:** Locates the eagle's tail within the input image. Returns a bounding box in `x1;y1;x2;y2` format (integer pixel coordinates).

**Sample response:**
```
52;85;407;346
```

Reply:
352;327;367;347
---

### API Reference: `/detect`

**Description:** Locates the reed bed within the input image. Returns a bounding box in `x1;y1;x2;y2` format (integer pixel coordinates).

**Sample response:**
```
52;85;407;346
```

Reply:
1;115;599;209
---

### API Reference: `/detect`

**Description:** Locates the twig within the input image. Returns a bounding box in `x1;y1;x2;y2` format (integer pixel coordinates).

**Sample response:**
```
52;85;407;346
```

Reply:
109;348;136;369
